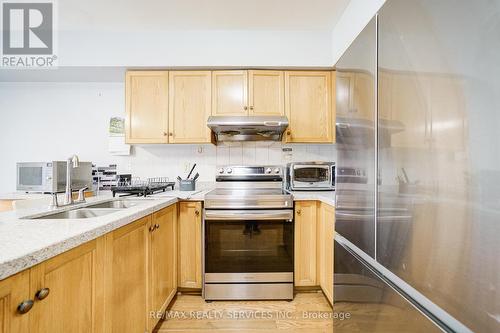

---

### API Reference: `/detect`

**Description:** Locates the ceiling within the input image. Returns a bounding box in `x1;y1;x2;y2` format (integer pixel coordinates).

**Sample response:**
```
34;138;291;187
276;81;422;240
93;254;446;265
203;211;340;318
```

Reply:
59;0;351;31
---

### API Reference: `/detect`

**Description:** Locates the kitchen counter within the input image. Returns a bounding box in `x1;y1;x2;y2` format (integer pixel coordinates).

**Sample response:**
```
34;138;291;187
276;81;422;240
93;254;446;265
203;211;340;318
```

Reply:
0;195;178;281
287;190;336;207
0;184;334;281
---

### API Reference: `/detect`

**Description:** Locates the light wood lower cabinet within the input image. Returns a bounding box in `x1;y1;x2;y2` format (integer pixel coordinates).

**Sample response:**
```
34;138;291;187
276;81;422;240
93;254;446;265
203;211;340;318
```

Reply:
294;201;318;286
0;270;30;332
0;200;16;212
0;204;181;333
150;205;177;329
177;202;202;289
30;240;104;333
318;203;335;304
294;201;335;305
104;215;150;333
0;240;104;333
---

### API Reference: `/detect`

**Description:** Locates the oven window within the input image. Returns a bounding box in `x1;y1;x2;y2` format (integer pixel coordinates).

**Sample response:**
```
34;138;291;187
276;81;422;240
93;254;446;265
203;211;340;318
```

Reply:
205;220;294;273
294;167;329;183
19;167;43;185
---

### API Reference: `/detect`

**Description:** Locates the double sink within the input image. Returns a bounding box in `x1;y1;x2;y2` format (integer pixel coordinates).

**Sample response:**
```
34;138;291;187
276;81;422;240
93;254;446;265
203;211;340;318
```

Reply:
29;199;154;220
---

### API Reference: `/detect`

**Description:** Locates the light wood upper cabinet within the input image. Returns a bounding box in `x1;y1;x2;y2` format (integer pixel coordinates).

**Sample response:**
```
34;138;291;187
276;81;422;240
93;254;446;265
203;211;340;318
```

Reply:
352;72;375;121
125;69;337;144
378;70;393;120
335;71;354;118
177;202;203;289
150;205;177;329
294;201;318;287
248;70;284;116
390;73;429;149
0;271;30;333
168;71;212;143
126;71;169;144
104;215;150;333
285;71;334;143
318;203;335;305
29;239;104;333
212;71;248;116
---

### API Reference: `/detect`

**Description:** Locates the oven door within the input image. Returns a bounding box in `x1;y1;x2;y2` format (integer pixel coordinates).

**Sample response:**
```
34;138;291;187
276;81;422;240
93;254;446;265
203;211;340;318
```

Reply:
291;165;333;190
204;209;294;282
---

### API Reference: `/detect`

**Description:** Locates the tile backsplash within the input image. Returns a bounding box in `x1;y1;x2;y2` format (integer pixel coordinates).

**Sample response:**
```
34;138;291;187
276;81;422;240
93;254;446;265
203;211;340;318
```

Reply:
117;142;336;182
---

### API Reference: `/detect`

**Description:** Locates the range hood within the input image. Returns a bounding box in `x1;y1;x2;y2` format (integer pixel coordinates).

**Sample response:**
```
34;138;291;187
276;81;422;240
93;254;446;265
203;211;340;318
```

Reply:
207;116;289;144
336;116;404;148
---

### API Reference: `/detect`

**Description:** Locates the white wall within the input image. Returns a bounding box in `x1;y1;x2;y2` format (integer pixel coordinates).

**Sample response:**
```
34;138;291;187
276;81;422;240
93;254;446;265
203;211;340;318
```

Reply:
0;82;336;192
331;0;386;65
58;30;335;67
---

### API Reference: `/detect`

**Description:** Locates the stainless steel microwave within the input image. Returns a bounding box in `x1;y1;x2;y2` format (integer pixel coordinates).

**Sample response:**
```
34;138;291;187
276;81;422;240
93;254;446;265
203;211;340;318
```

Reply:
16;161;93;193
286;162;335;191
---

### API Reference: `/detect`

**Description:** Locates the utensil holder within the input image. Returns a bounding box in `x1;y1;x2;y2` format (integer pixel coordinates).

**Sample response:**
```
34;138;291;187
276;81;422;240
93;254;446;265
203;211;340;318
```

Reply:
179;179;196;191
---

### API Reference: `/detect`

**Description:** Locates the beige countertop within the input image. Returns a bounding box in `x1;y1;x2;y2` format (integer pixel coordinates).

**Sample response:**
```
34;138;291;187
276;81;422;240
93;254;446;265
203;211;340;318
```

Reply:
0;195;178;281
0;184;334;281
287;190;336;207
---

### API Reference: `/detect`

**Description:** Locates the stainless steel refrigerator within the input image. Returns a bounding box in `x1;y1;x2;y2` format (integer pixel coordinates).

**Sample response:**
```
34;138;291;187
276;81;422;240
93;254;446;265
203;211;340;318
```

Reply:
334;0;500;332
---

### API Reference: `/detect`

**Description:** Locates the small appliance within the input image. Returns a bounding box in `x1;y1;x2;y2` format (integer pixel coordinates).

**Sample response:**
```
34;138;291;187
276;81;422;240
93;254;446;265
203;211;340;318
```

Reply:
286;162;335;191
17;161;92;193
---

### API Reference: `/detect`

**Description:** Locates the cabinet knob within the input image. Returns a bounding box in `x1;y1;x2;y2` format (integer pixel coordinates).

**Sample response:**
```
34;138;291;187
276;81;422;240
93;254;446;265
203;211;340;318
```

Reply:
287;130;291;136
149;225;156;232
195;210;200;216
297;209;301;216
163;132;167;136
35;288;50;300
243;106;248;111
169;132;173;136
17;300;34;314
249;106;254;110
155;224;160;229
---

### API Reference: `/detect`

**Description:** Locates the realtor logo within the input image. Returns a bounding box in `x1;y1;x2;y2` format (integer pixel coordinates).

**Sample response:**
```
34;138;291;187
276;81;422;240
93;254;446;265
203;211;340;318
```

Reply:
1;0;57;68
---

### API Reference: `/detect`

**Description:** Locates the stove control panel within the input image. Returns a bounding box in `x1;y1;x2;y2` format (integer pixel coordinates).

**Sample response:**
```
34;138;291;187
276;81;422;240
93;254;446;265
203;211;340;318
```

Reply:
216;165;283;180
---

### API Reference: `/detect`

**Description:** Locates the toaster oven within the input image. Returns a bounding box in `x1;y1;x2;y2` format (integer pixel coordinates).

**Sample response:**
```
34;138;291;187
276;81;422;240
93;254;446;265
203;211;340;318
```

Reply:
286;162;335;191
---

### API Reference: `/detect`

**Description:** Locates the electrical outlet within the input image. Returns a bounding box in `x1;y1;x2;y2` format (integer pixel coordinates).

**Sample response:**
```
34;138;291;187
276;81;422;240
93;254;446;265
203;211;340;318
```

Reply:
282;147;293;161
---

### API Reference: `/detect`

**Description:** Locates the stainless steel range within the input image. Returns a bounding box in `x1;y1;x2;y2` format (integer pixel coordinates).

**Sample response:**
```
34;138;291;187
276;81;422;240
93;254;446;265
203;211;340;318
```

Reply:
203;165;294;301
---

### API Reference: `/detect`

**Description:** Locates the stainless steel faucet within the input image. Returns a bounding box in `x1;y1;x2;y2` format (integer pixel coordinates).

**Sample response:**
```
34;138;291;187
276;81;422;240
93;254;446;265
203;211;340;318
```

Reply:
63;154;80;205
48;154;88;209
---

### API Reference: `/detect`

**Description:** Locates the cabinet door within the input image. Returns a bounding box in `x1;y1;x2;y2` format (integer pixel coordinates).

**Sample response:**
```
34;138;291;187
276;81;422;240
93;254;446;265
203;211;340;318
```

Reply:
378;70;393;120
428;75;465;151
335;71;354;118
285;71;334;143
150;205;177;328
125;71;169;144
29;239;104;333
0;271;30;333
319;203;335;304
177;202;202;289
248;70;284;116
294;201;318;286
352;72;375;120
168;71;212;143
212;70;248;116
390;72;429;149
104;216;150;333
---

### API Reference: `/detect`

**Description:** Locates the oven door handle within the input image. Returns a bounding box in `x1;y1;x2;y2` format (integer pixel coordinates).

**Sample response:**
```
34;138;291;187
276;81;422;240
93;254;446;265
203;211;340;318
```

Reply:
204;209;294;221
